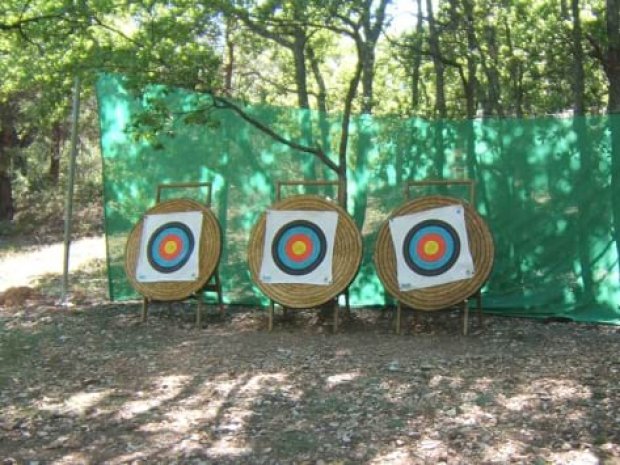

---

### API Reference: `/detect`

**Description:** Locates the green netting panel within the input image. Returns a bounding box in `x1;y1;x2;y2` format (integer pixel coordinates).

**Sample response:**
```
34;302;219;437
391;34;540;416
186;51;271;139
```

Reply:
96;74;620;324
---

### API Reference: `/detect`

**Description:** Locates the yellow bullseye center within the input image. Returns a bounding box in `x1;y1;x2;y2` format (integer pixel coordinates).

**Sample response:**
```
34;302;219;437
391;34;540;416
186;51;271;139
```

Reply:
424;240;440;256
291;240;307;256
164;241;178;254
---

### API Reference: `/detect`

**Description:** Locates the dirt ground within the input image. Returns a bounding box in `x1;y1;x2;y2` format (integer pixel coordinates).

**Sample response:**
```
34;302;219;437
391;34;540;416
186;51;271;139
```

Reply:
0;233;619;465
1;296;619;465
0;237;106;294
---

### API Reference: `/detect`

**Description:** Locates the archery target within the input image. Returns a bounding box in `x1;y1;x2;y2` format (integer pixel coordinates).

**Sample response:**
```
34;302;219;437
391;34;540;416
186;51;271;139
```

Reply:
260;210;338;285
135;211;203;282
147;222;195;273
403;219;460;276
389;205;474;290
272;220;327;275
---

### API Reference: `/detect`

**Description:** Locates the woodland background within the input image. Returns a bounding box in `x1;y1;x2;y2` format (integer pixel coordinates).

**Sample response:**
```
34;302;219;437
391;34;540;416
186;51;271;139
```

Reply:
1;3;620;463
2;0;620;318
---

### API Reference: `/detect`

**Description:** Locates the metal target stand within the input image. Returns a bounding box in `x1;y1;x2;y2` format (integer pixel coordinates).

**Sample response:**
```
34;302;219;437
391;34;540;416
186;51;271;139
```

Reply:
261;180;356;333
374;179;493;336
139;182;224;327
400;180;481;335
273;180;350;331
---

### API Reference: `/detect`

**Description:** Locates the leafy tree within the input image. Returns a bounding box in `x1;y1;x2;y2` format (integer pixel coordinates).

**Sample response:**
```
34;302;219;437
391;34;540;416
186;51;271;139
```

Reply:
0;0;224;221
589;0;620;280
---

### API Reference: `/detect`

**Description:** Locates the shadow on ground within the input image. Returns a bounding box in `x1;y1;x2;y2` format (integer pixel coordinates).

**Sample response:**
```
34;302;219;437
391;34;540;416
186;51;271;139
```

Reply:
0;301;619;465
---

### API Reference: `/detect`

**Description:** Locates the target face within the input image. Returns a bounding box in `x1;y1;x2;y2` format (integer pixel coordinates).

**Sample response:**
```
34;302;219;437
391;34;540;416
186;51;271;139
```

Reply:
403;219;461;276
271;220;327;275
147;222;195;273
389;205;474;290
135;211;203;282
260;210;338;285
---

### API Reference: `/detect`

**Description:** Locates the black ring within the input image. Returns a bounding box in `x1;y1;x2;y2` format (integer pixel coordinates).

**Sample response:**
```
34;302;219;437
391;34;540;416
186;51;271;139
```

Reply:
403;219;460;276
271;220;327;276
147;221;195;273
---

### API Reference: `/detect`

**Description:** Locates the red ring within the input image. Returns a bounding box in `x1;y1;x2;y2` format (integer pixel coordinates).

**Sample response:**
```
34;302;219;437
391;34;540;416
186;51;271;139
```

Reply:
285;234;313;262
159;234;183;260
416;233;446;261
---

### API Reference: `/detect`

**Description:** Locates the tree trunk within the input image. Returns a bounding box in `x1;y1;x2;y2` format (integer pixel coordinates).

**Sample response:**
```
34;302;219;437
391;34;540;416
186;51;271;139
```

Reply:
606;0;620;113
360;44;375;114
610;113;620;287
49;122;65;185
479;25;504;117
224;18;235;96
503;19;524;117
461;0;492;216
308;44;333;182
426;0;447;178
0;172;13;221
289;29;315;179
0;106;16;221
292;31;310;110
308;46;327;115
569;0;596;303
600;0;620;285
338;61;363;209
351;0;389;225
463;0;478;174
410;0;424;113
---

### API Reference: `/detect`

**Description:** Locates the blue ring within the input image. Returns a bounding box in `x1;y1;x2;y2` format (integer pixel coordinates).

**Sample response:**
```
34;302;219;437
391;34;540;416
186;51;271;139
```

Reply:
409;225;455;271
271;220;327;276
403;219;460;276
275;225;322;271
147;222;195;273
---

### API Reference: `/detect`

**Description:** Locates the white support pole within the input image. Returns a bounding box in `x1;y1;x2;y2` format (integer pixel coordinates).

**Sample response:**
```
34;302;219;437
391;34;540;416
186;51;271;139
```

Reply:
61;77;81;304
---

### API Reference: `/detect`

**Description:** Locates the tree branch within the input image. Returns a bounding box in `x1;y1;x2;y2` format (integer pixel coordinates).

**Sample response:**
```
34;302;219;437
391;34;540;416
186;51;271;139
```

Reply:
0;13;66;30
238;71;318;98
211;96;340;174
337;60;363;175
91;16;144;48
587;34;607;68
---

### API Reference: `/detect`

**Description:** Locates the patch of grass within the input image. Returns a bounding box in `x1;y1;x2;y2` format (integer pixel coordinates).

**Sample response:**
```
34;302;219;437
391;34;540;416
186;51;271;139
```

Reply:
33;258;108;300
387;417;406;429
475;392;495;406
0;237;43;259
0;326;42;387
0;232;20;254
593;433;608;445
307;395;353;415
274;430;318;457
415;398;438;417
0;186;103;252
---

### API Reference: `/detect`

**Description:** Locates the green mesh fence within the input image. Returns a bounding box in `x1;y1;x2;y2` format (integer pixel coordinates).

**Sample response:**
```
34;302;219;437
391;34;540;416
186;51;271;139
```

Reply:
96;74;620;324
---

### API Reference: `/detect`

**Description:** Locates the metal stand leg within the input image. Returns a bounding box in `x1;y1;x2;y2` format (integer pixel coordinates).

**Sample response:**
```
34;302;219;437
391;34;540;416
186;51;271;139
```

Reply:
218;294;225;317
215;271;225;318
142;297;149;322
196;295;202;329
411;308;418;331
462;301;469;336
268;300;274;332
396;301;402;335
333;299;339;333
476;291;483;327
